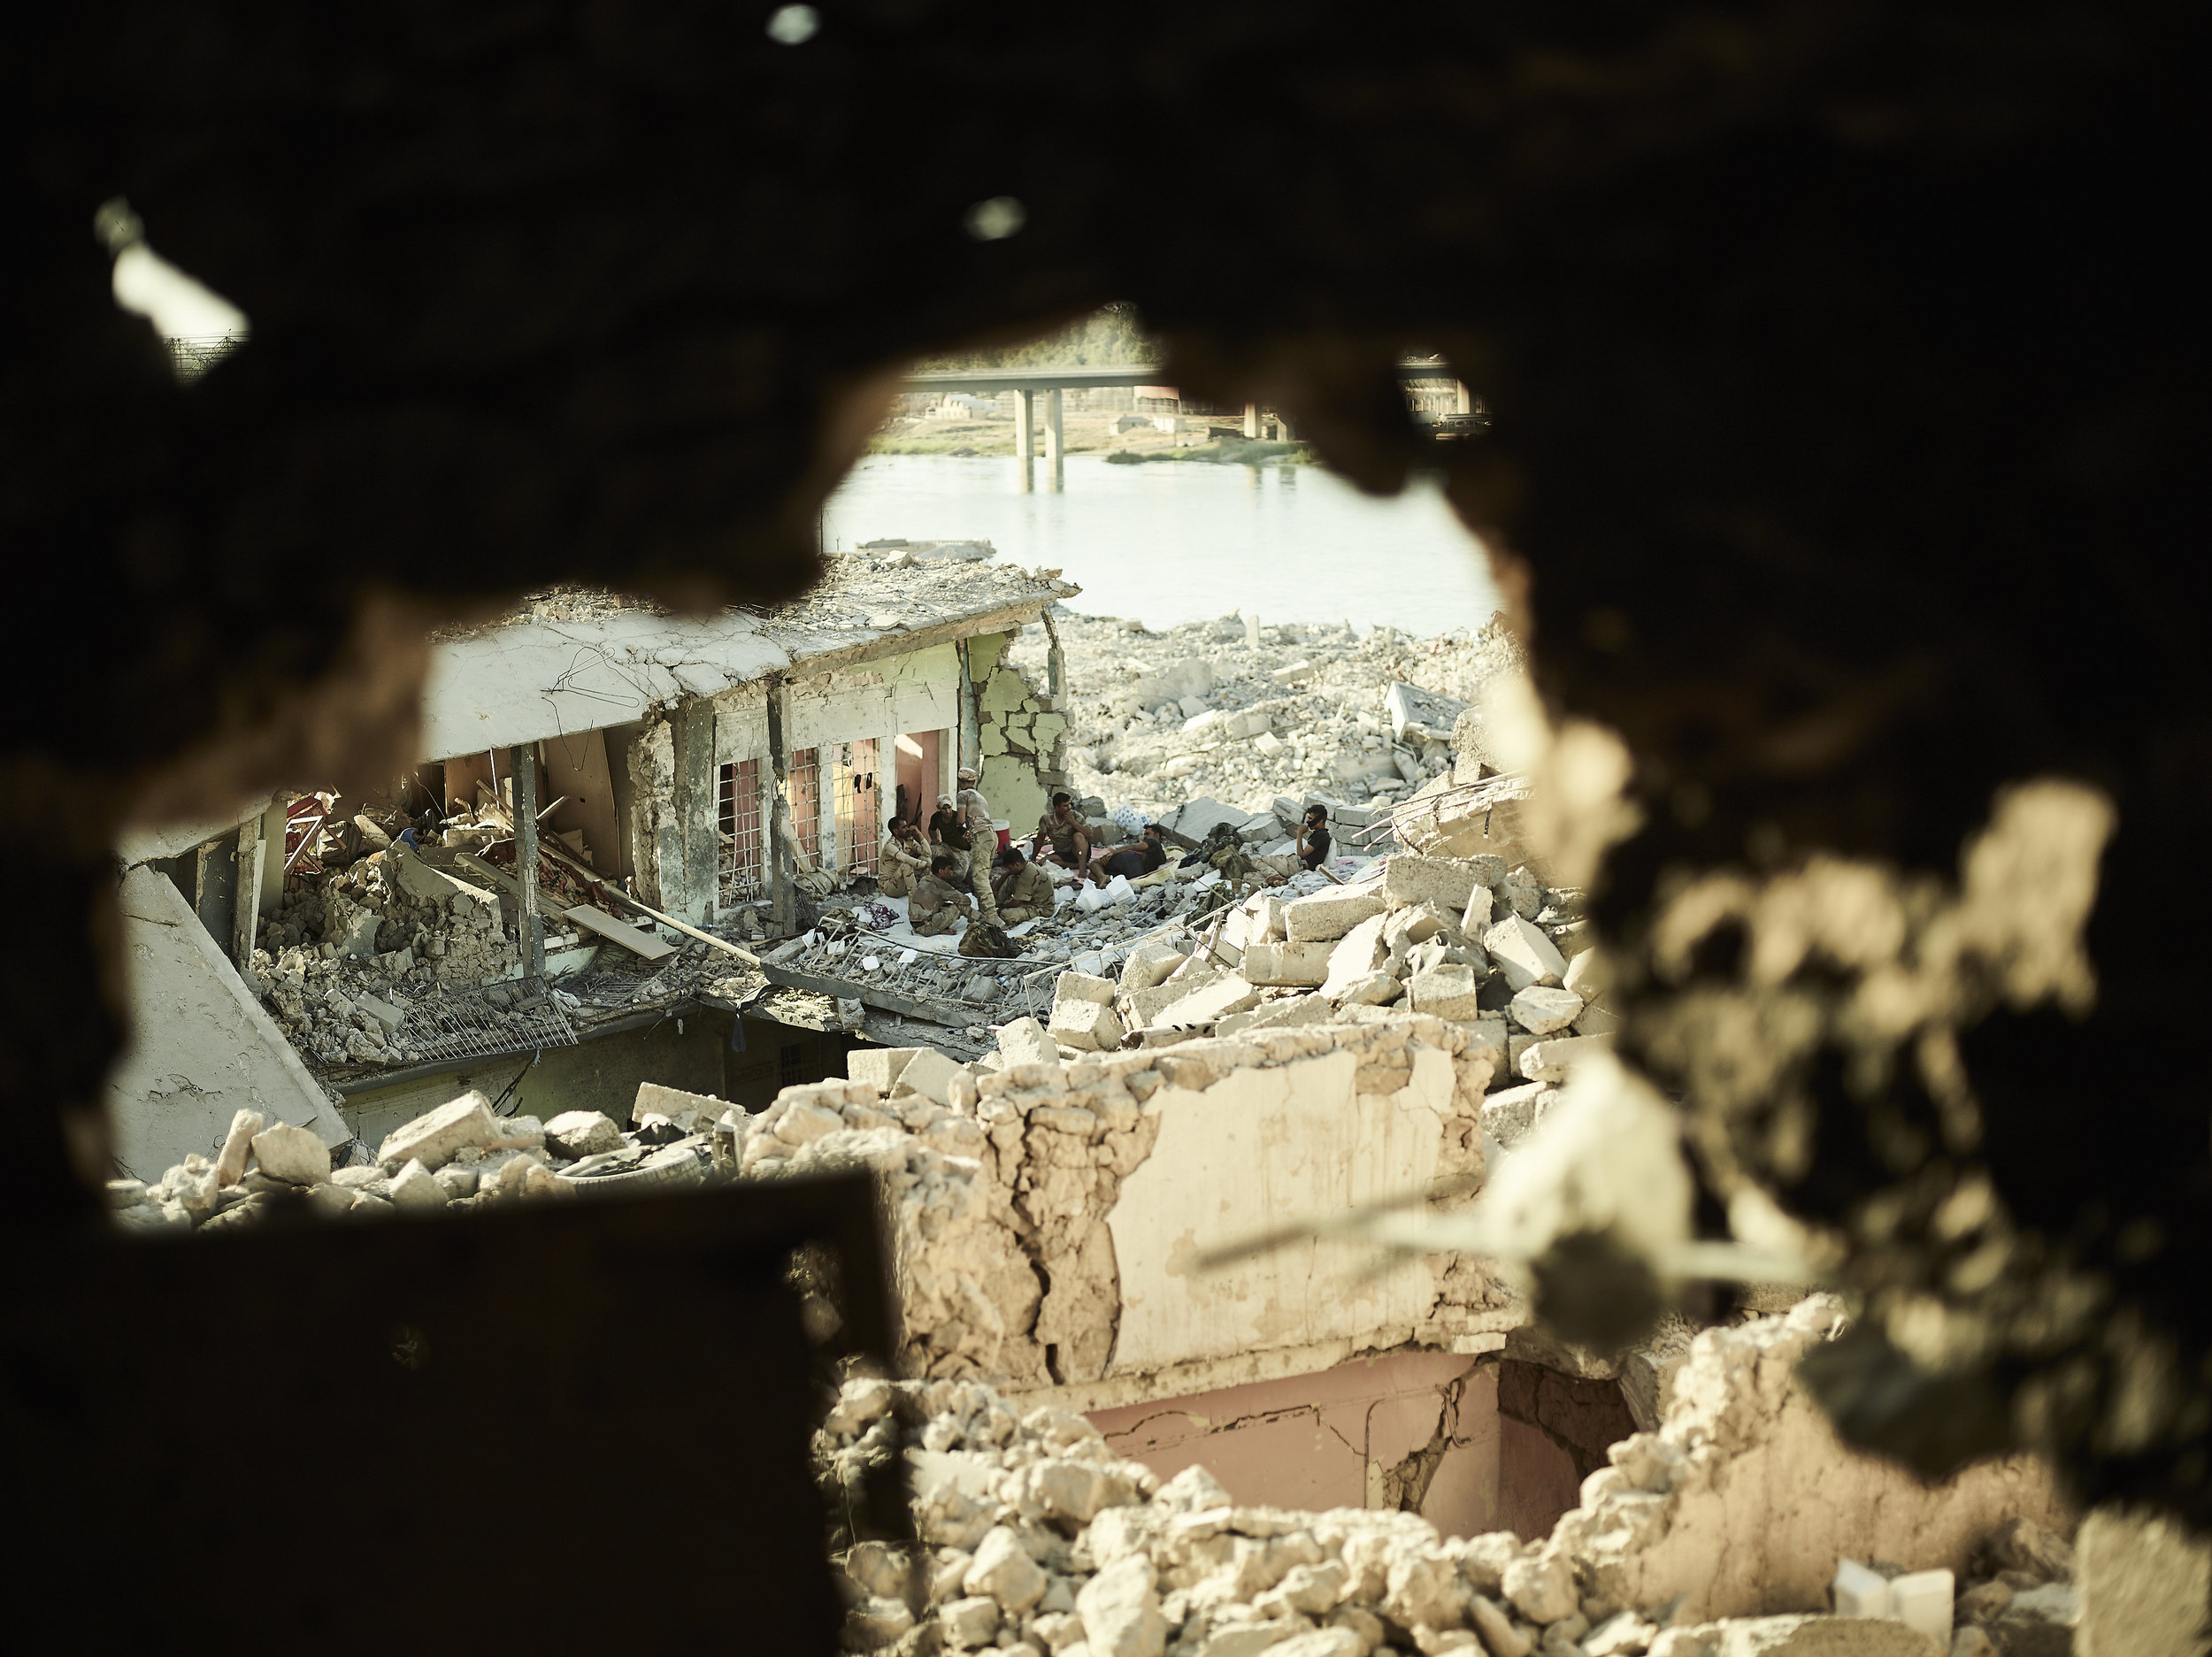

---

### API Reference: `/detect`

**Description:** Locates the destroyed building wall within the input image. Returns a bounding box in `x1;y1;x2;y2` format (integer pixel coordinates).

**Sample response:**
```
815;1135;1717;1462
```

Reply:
972;629;1067;834
108;865;349;1179
741;1010;1507;1395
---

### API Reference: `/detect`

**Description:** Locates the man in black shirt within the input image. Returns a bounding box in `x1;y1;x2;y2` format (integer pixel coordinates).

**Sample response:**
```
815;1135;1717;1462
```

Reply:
1098;823;1169;883
1296;803;1332;871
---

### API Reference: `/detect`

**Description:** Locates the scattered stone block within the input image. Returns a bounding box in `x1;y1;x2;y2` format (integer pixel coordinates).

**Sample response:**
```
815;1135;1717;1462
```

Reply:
213;1108;265;1186
1409;963;1484;1021
1120;941;1189;993
1320;915;1390;1000
1480;1082;1555;1150
1562;947;1608;1001
1502;1552;1578;1625
1126;967;1219;1029
849;1046;925;1093
1509;986;1583;1035
251;1121;331;1186
1483;915;1567;991
1156;976;1262;1029
378;1091;503;1171
544;1110;623;1159
895;1047;967;1106
1518;1032;1615;1083
1077;1556;1169;1657
1383;855;1485;914
995;1018;1060;1070
939;1596;1001;1651
1240;940;1333;986
1056;970;1118;1006
1338;970;1402;1007
1463;1015;1509;1079
1284;887;1387;943
1050;999;1125;1052
1575;1001;1622;1036
353;992;405;1033
388;1158;448;1209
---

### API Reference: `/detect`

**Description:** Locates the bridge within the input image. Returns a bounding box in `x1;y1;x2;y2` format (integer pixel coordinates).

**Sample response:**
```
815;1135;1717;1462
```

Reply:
896;360;1474;463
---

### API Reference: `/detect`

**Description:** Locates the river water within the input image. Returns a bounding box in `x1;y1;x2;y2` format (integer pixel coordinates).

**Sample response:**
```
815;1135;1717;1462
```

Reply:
822;454;1502;635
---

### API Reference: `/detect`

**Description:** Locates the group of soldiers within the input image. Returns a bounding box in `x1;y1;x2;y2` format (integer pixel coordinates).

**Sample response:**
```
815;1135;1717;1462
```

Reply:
874;770;1138;943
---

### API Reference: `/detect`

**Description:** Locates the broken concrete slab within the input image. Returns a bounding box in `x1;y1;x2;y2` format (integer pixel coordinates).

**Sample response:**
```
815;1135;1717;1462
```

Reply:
897;1047;970;1106
1056;970;1119;1006
1562;947;1607;1001
995;1018;1060;1070
1509;986;1583;1035
1119;941;1189;993
1479;1081;1555;1150
1284;886;1387;943
1409;963;1484;1020
634;1081;728;1131
1154;976;1262;1030
1655;1615;1942;1655
1240;940;1333;986
376;1090;503;1171
1383;855;1486;915
544;1109;624;1159
1484;914;1567;991
1319;914;1391;1001
250;1121;331;1186
212;1109;264;1186
1050;999;1125;1053
352;991;405;1034
1337;970;1403;1006
1125;967;1220;1029
1517;1032;1615;1083
388;1158;448;1209
850;1046;926;1093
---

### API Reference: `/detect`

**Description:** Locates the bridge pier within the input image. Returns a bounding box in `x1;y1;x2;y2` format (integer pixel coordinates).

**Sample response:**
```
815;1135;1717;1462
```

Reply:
1044;387;1063;464
1275;411;1294;442
1455;380;1473;415
1244;402;1261;440
1013;387;1035;463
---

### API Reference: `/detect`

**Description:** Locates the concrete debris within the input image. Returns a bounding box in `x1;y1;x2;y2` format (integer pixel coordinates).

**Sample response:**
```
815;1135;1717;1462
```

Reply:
814;1297;2066;1657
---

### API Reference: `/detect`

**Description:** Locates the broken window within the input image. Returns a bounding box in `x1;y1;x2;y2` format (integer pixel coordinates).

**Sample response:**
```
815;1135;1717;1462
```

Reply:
790;745;822;870
718;757;764;901
832;739;879;878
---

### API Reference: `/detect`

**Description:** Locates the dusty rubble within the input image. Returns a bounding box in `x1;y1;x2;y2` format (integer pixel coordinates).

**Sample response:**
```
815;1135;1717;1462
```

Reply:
813;1298;2072;1657
1006;610;1523;821
106;1083;735;1231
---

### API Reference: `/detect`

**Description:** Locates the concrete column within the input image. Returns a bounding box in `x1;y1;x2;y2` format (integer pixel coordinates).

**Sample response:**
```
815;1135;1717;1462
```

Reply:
510;744;547;981
1044;388;1063;461
674;699;718;921
767;686;796;933
1276;411;1295;442
1455;380;1473;415
232;817;265;978
258;802;288;915
191;835;237;968
1244;402;1261;440
1013;387;1035;462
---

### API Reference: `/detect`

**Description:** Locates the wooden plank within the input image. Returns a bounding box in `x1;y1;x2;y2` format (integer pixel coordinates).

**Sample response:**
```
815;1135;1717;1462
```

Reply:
565;903;679;963
533;840;761;965
454;851;572;918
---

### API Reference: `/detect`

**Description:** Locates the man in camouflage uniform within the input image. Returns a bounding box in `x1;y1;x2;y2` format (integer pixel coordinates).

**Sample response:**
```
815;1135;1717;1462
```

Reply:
991;846;1056;924
908;854;975;938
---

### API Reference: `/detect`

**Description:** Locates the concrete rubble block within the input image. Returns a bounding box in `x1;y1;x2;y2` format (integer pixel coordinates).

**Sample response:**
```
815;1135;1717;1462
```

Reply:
377;1090;503;1171
1077;1555;1169;1657
1337;970;1403;1007
1502;1552;1579;1626
2077;1503;2203;1657
1164;796;1251;848
388;1158;448;1209
1409;963;1485;1021
1240;940;1333;986
1383;855;1486;914
1271;661;1314;687
1561;947;1608;1002
1483;915;1568;991
1121;941;1190;993
212;1108;265;1186
1056;970;1119;1006
1155;975;1262;1029
939;1597;1002;1650
1479;1081;1555;1149
1459;1014;1509;1078
1126;969;1219;1030
1574;1001;1622;1037
1886;1570;1953;1641
964;1525;1048;1612
845;1597;914;1652
1462;885;1494;934
1049;998;1125;1053
995;1018;1061;1070
1517;1032;1615;1084
1468;1594;1534;1657
849;1046;925;1093
1660;1615;1943;1655
895;1047;968;1106
250;1121;331;1186
1319;914;1391;1000
1285;886;1388;943
1501;866;1545;921
543;1109;624;1159
1509;985;1584;1035
353;992;405;1033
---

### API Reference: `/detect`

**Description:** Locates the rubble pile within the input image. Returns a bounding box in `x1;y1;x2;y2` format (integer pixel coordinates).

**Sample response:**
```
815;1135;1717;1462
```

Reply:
813;1297;2070;1657
105;1086;733;1231
1006;610;1525;821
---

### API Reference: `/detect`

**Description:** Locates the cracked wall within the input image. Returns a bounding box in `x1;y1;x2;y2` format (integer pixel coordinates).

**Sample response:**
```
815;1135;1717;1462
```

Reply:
736;1010;1509;1399
971;630;1065;837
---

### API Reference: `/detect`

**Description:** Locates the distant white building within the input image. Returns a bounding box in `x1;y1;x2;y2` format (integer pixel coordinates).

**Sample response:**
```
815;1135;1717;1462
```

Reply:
928;394;999;419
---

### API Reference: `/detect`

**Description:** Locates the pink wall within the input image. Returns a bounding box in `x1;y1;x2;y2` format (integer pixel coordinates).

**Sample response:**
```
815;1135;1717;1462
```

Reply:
1086;1351;1623;1542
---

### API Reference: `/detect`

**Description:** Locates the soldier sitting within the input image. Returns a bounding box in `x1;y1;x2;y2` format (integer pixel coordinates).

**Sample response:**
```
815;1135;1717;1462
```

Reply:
991;846;1056;924
908;853;976;938
878;815;931;898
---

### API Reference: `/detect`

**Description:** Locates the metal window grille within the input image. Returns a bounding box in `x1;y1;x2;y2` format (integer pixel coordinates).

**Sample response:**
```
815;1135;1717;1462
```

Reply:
833;740;879;878
718;758;764;901
789;746;822;871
